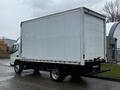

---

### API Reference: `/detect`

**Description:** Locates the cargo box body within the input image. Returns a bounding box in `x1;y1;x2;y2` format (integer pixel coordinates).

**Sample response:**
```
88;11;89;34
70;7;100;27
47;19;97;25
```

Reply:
20;7;106;66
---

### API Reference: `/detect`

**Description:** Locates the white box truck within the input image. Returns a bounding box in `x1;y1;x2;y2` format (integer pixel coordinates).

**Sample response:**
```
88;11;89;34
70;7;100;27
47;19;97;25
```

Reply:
11;7;106;81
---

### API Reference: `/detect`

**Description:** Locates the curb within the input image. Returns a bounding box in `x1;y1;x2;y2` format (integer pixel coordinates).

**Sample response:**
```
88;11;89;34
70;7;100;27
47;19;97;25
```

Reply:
83;75;120;82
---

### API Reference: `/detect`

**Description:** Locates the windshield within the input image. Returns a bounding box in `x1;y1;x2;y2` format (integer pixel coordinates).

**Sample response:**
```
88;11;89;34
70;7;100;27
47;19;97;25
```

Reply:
10;37;20;54
10;44;19;54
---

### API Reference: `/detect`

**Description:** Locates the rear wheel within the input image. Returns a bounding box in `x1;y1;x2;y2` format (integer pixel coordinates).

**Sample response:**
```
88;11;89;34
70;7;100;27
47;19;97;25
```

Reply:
50;67;65;82
14;61;23;74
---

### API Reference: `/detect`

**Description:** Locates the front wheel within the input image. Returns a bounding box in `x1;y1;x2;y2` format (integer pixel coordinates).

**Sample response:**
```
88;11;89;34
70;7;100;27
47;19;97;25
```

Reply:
50;67;65;82
14;62;23;74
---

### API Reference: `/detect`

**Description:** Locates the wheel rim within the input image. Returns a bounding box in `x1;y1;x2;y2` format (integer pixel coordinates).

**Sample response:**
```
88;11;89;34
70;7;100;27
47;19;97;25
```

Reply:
51;69;59;80
15;64;20;72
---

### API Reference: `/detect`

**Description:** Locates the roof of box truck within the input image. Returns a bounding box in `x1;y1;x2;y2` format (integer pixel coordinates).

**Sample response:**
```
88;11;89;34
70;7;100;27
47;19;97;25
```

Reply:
21;7;106;25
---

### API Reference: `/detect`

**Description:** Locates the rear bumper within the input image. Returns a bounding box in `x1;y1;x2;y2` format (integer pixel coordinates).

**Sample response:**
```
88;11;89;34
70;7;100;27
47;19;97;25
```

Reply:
82;58;105;74
85;58;105;64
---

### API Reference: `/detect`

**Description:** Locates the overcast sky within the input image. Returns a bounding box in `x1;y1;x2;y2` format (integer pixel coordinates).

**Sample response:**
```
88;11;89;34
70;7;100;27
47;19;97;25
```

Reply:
0;0;114;40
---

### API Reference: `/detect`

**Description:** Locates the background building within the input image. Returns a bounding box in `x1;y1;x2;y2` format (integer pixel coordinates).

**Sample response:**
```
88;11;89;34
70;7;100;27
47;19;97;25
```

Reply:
107;22;120;63
0;38;16;59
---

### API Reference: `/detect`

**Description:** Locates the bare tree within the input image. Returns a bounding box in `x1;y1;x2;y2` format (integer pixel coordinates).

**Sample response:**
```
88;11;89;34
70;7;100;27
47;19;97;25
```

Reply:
103;0;120;22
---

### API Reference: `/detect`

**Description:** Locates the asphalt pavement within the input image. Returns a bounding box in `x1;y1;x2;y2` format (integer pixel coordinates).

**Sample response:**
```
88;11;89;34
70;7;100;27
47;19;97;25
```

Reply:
0;59;119;90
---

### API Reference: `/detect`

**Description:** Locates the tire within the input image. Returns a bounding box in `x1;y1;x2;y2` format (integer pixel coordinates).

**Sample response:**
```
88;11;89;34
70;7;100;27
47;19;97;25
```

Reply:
14;62;23;74
50;67;65;82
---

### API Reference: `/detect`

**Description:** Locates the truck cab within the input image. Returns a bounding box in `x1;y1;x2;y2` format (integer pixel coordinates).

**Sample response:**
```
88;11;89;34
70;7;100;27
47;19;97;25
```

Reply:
10;39;20;66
